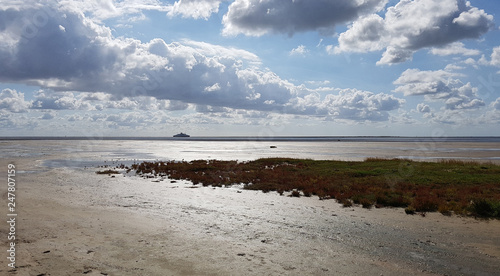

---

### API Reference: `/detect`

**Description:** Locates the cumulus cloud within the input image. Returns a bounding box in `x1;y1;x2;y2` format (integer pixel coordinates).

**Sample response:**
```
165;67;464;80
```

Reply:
59;0;224;22
0;6;119;83
416;103;431;113
320;89;405;121
491;46;500;67
58;0;171;22
0;2;406;123
393;69;458;97
289;45;309;56
286;89;405;122
31;91;83;110
40;111;56;120
430;42;481;56
0;111;38;129
31;90;191;112
167;0;223;20
394;68;485;110
334;0;494;65
222;0;388;36
0;89;32;113
0;5;277;110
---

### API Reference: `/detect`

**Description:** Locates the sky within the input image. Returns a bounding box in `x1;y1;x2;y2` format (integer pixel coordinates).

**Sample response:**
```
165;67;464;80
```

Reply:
1;0;500;137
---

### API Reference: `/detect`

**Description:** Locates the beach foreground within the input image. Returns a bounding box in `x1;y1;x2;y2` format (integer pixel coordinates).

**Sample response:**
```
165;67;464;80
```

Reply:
1;153;500;275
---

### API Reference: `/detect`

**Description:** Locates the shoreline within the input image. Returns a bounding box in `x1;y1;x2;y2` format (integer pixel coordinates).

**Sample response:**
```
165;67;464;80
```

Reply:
1;136;500;142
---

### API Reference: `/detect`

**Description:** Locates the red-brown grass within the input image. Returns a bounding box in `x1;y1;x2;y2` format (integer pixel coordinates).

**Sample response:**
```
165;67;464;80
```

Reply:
128;158;500;218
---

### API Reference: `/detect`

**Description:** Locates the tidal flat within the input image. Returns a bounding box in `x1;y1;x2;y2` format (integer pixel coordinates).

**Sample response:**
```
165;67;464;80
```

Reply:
1;139;500;275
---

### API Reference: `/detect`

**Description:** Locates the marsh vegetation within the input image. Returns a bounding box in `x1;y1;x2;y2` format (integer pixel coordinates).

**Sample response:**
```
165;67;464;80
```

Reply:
128;158;500;218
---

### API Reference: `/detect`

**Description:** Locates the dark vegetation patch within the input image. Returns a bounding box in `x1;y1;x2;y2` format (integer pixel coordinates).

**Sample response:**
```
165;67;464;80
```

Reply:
127;158;500;218
95;169;120;175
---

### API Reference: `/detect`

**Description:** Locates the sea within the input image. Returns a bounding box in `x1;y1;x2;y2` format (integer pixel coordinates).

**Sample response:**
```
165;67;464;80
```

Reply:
1;136;500;167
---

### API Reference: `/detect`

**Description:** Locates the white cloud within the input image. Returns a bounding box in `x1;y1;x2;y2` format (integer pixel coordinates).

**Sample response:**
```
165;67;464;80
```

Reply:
167;0;223;20
58;0;171;22
222;0;388;36
393;69;457;97
444;64;464;71
417;103;431;113
287;89;405;122
491;46;500;67
430;42;481;56
32;91;82;110
335;0;494;65
0;89;32;113
394;68;485;110
0;110;38;130
444;82;485;110
204;83;221;92
323;89;405;121
58;0;225;22
289;45;309;56
463;57;477;67
377;46;414;65
180;39;261;65
330;14;386;54
40;111;56;120
452;5;492;27
305;80;331;87
493;98;500;110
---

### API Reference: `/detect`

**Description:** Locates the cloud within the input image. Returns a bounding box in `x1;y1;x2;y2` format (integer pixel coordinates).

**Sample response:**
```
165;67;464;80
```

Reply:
289;45;309;56
31;91;83;110
167;0;223;20
0;110;38;129
40;111;56;120
393;69;458;97
0;88;32;113
0;6;120;83
222;0;388;36
0;2;406;123
0;5;276;109
491;46;500;67
430;42;481;56
334;0;494;65
31;90;191;112
59;0;224;22
321;89;405;121
58;0;171;22
286;89;405;122
493;98;500;110
444;82;485;110
416;103;431;113
394;68;485;110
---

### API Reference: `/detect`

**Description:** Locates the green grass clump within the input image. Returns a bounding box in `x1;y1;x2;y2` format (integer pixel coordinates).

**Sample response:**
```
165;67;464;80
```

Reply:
468;199;500;218
131;158;500;218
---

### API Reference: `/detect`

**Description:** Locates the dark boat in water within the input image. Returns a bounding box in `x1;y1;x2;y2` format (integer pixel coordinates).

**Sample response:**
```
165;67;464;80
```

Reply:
173;132;190;137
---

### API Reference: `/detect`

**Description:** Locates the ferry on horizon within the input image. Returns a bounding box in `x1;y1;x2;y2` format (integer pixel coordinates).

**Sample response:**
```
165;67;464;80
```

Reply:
173;132;190;137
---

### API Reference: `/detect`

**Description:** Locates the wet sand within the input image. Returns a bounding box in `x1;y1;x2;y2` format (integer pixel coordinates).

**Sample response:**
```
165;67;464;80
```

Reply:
1;153;500;275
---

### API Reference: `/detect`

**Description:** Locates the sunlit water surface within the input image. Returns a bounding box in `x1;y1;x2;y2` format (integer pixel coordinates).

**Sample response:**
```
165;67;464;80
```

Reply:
1;137;499;168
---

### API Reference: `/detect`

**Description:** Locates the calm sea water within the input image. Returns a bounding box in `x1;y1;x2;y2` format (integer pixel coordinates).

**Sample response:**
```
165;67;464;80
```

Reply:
1;137;500;166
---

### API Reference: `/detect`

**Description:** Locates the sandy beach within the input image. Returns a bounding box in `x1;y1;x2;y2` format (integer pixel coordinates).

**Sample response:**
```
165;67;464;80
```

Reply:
1;141;500;275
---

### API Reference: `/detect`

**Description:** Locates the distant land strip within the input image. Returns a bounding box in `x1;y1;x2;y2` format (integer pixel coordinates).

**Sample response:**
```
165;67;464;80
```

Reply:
2;136;500;142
